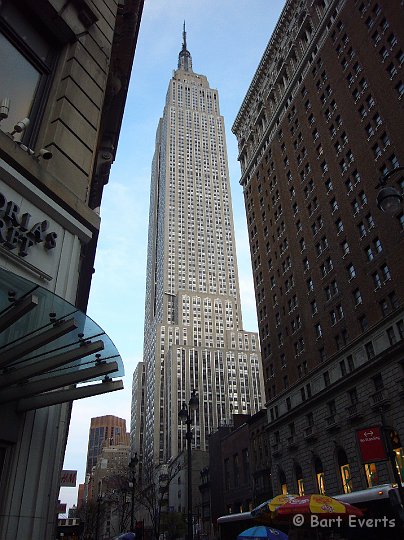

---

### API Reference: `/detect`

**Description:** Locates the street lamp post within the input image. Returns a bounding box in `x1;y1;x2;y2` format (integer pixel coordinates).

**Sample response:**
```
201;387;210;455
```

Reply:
375;165;404;510
178;388;199;540
375;166;404;214
129;453;138;532
379;408;404;507
95;493;103;540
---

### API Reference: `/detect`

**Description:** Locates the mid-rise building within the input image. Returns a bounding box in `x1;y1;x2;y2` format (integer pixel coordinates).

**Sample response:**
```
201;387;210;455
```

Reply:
133;26;265;464
233;0;404;496
86;415;130;477
200;411;272;533
91;444;131;537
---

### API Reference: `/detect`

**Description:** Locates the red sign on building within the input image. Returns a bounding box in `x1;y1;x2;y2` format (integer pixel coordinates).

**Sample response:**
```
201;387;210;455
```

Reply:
357;426;387;463
60;470;77;487
57;502;67;514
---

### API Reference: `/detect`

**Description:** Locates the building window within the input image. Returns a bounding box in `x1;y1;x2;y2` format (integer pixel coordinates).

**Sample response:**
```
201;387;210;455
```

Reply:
336;218;344;234
347;354;355;371
310;300;318;315
365;463;379;487
341;240;350;256
373;271;382;289
349;388;358;406
379;298;389;316
315;457;325;495
389;291;399;309
372;372;384;391
374;237;382;253
358;222;366;237
338;449;353;493
365;341;375;359
0;2;58;143
359;315;368;332
242;448;250;484
347;263;356;279
365;245;374;261
381;264;391;282
295;464;305;496
353;288;362;306
325;178;333;192
387;326;397;345
233;454;240;488
319;347;326;362
330;198;339;213
396;80;404;98
397;320;404;340
224;458;230;491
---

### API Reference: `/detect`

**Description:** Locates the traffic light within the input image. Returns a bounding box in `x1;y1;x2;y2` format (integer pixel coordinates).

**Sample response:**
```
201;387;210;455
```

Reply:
135;520;144;540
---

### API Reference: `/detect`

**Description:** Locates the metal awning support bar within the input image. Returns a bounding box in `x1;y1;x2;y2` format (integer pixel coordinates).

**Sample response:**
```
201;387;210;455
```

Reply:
0;318;79;367
0;340;104;388
0;294;38;333
16;379;124;411
0;360;119;403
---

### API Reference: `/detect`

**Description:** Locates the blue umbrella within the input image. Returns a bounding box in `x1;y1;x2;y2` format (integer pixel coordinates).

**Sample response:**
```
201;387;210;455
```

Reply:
116;533;136;540
237;526;288;540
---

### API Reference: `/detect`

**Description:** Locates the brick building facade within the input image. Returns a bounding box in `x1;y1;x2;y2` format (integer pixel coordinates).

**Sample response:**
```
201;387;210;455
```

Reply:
233;0;404;497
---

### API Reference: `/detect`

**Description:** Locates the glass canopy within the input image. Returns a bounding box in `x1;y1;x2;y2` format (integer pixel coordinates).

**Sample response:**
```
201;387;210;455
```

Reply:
0;266;124;380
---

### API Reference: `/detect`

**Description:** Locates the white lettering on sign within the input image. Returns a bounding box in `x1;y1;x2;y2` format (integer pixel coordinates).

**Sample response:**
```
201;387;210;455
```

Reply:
0;192;57;257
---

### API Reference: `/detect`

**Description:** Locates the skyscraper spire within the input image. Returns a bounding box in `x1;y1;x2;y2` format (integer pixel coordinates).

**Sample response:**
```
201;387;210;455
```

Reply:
178;20;192;71
182;20;187;50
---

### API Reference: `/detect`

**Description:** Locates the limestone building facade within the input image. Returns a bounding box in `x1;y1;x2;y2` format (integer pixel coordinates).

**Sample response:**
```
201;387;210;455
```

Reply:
0;1;143;537
134;27;265;464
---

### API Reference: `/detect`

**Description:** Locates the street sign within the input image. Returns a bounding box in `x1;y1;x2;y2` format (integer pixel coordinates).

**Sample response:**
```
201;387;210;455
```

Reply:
357;426;387;463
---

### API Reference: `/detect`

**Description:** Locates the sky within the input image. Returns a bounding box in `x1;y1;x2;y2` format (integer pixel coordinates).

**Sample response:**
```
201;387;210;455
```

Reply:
60;0;286;511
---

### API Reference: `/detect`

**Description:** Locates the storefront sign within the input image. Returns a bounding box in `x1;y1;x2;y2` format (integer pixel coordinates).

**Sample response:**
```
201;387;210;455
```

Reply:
0;191;57;257
357;426;387;463
60;470;77;487
57;502;67;514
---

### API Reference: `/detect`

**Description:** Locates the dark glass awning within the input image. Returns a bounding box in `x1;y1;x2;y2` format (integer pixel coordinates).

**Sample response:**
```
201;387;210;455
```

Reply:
0;266;124;411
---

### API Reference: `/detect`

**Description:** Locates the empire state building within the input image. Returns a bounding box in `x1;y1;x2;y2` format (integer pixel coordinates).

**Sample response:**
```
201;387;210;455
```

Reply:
133;26;264;463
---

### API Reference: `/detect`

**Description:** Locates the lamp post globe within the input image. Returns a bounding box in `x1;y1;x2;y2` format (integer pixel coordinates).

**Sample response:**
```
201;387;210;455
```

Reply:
376;185;403;214
375;165;404;215
178;402;188;422
189;389;199;412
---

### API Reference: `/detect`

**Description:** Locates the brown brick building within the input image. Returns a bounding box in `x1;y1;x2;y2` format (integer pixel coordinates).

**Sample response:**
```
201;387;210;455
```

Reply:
200;412;272;535
233;0;404;497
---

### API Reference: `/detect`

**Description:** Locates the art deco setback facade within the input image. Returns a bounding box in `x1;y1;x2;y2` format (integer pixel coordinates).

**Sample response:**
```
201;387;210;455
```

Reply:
0;1;143;538
233;0;404;497
135;30;265;465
